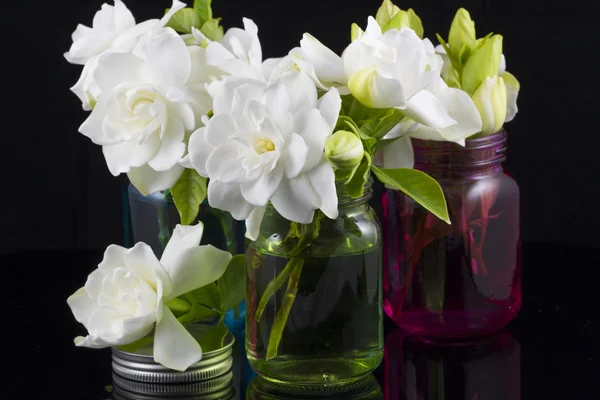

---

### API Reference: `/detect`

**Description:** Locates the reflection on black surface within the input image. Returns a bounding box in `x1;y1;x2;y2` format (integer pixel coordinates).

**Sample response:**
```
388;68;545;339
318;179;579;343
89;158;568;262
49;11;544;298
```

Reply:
246;374;383;399
110;372;235;400
384;329;520;400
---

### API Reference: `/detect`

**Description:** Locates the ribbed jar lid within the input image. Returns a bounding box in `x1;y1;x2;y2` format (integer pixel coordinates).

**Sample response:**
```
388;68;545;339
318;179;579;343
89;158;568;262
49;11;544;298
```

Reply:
111;372;235;400
112;329;235;384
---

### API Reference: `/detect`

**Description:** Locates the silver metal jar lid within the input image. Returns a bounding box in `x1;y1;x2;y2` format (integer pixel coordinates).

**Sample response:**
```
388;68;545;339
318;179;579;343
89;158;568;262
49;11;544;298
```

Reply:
112;328;235;384
111;372;235;400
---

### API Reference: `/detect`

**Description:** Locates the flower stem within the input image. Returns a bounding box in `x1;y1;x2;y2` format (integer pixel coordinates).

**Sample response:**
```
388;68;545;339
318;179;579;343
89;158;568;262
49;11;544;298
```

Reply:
254;226;312;323
266;260;304;360
254;260;295;323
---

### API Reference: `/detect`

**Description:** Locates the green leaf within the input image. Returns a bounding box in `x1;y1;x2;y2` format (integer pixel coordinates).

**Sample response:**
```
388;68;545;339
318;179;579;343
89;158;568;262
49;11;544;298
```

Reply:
171;169;207;226
198;318;228;352
201;18;224;42
165;8;202;34
117;336;154;354
166;297;191;314
359;132;377;154
335;116;360;136
371;166;450;224
194;0;213;25
177;304;220;325
186;282;222;310
359;108;405;140
346;152;372;198
436;33;461;75
218;254;246;312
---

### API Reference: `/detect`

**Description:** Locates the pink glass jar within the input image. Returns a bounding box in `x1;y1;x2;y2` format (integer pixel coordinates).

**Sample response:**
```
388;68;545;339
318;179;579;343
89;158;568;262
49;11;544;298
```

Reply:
382;131;521;338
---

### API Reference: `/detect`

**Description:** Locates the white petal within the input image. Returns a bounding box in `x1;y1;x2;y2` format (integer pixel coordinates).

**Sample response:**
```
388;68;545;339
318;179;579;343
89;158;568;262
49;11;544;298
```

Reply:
134;27;191;88
382;118;419;140
245;206;267;241
241;165;285;206
164;245;232;300
279;72;317;114
153;306;203;371
317;87;342;133
127;163;184;196
103;141;136;176
204;114;237;146
148;120;186;172
263;82;291;125
382;135;415;170
242;18;263;66
130;132;161;168
124;243;171;291
364;16;383;39
261;57;281;81
207;180;256;220
300;34;346;84
94;53;151;93
79;94;110;144
282;133;309;179
67;287;96;325
403;90;457;129
65;32;114;65
205;142;248;184
499;54;507;76
296;109;331;172
70;58;97;110
188;128;214;177
271;176;318;224
409;82;482;143
156;0;187;30
307;161;338;220
160;223;204;272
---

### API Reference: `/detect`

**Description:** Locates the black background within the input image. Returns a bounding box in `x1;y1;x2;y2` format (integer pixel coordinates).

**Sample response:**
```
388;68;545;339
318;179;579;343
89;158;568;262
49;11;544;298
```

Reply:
2;0;600;255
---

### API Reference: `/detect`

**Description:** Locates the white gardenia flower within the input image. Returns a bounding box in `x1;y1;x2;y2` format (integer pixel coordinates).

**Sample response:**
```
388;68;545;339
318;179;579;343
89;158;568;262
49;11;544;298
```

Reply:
270;34;350;94
67;223;232;371
379;77;482;169
194;18;268;81
343;17;458;131
187;72;342;240
65;0;186;110
79;27;207;196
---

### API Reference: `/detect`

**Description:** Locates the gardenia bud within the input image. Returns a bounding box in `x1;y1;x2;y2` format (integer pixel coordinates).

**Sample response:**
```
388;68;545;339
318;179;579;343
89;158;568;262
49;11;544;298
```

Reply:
325;131;364;180
472;75;507;135
376;0;424;38
462;34;503;95
376;0;401;27
448;8;476;59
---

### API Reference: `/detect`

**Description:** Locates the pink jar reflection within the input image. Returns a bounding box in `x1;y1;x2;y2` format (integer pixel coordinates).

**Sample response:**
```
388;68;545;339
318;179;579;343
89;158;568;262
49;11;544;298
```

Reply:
382;131;521;338
384;329;521;400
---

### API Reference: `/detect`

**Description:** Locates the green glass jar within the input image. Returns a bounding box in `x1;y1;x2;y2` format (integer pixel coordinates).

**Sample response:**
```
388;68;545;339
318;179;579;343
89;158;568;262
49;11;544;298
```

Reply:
245;179;383;387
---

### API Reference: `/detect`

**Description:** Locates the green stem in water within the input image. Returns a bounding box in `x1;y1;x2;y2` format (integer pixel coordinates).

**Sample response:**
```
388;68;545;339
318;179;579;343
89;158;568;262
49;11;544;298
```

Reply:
266;260;304;360
254;225;312;322
254;259;296;323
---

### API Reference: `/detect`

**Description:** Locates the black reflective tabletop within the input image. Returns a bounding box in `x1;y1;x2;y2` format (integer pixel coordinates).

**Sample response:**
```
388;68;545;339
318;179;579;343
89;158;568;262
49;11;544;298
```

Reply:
4;243;599;399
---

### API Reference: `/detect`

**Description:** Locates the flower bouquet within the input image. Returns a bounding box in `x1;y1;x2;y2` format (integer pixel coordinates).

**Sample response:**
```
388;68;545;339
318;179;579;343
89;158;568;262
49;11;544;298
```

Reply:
64;0;519;384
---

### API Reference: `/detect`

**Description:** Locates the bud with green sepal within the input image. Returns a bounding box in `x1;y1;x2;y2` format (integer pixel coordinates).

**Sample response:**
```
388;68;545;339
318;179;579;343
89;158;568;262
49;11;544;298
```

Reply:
448;8;476;63
375;0;424;38
472;75;508;136
325;130;365;182
462;34;503;96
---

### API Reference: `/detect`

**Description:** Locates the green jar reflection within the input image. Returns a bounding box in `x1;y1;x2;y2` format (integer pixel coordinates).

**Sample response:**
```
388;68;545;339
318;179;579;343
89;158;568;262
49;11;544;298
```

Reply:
246;179;383;387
